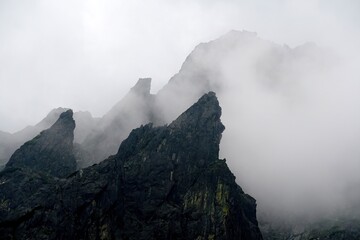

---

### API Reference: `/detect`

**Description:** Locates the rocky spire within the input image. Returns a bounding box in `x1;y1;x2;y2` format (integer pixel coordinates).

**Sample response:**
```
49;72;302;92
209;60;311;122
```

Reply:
169;91;225;160
6;110;76;178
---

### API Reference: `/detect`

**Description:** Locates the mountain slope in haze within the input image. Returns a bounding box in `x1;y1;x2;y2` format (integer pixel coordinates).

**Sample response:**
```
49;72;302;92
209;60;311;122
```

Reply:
72;30;333;166
1;30;331;168
0;92;263;240
0;30;333;168
154;30;333;124
81;77;154;165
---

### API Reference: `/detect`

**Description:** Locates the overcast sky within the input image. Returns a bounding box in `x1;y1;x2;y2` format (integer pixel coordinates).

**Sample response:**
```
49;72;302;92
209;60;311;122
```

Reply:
0;0;359;132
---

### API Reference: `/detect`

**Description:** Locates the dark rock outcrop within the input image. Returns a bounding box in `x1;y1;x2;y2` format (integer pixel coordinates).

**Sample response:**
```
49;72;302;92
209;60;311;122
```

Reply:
0;108;69;166
5;110;76;178
0;93;262;240
0;108;98;167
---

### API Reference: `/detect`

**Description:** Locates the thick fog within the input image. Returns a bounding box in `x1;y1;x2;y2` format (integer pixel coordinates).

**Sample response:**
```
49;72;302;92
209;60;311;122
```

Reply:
216;39;360;221
148;28;360;223
1;0;360;224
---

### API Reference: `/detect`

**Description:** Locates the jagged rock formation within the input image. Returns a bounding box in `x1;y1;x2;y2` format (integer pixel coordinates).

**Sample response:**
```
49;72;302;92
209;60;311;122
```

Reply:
0;92;262;240
0;108;68;167
5;110;77;178
0;108;98;167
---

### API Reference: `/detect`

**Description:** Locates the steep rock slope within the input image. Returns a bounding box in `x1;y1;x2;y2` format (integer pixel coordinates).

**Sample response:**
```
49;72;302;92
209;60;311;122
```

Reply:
5;110;77;178
0;92;262;240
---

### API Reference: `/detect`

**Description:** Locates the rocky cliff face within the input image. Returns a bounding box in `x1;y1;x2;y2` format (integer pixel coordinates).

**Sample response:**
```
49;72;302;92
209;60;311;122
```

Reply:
5;110;76;178
0;92;262;240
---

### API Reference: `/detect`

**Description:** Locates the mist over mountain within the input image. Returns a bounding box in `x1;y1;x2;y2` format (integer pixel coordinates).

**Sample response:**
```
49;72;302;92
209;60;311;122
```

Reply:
156;30;360;228
77;30;360;223
81;78;155;165
154;30;360;237
1;29;359;239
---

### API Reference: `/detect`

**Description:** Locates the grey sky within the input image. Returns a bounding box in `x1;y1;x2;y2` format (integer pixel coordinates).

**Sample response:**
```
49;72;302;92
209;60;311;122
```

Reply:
0;0;359;132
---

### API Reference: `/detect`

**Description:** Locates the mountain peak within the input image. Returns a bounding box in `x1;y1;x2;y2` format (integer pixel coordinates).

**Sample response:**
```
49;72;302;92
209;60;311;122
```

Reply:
131;77;152;95
5;109;76;178
60;109;73;118
34;107;69;129
167;92;225;162
112;92;261;239
170;91;223;131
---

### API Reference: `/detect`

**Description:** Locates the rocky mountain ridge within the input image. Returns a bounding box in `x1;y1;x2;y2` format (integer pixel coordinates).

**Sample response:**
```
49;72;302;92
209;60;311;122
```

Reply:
0;92;263;239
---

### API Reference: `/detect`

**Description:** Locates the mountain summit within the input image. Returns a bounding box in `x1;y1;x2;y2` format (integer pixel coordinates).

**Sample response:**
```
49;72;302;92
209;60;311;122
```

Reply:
5;110;76;178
